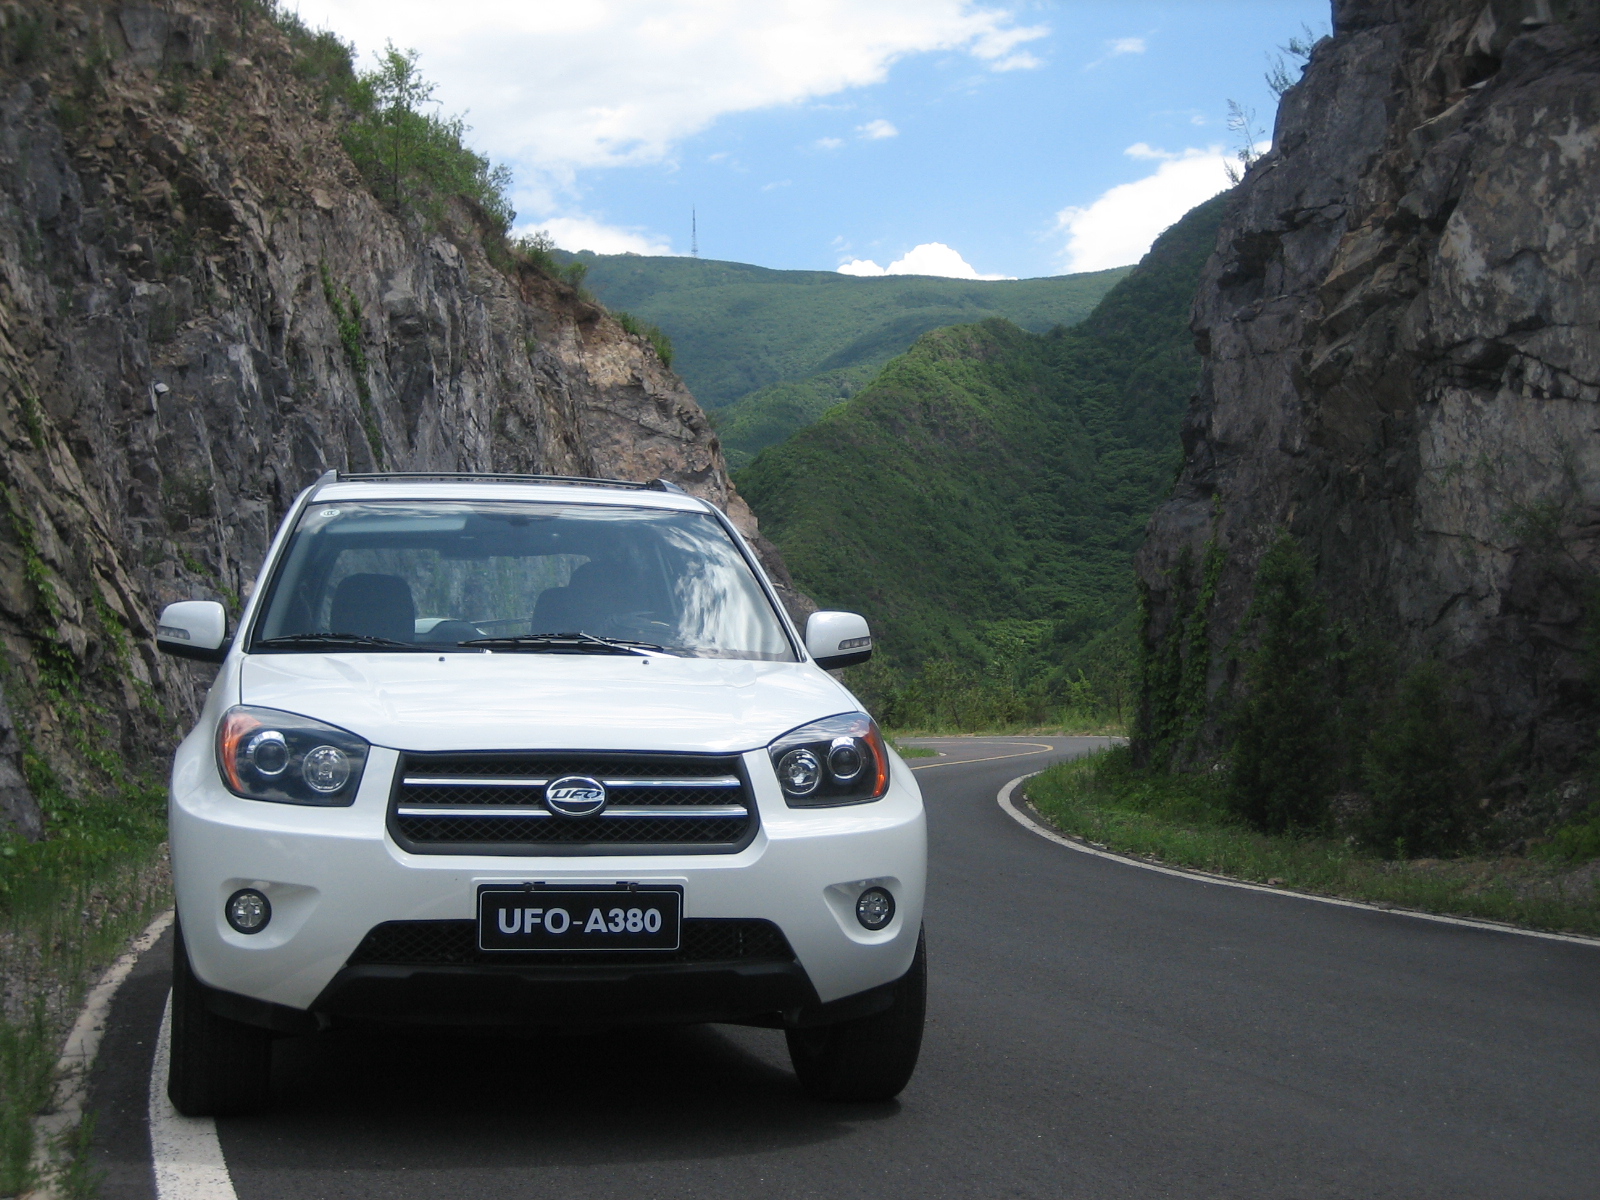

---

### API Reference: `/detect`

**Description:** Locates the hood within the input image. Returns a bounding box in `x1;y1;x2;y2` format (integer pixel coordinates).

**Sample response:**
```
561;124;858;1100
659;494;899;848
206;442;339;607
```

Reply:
236;652;858;753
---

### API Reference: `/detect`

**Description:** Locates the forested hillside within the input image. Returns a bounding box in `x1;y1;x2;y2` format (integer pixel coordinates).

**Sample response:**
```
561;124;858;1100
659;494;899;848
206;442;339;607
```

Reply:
738;197;1227;724
564;252;1129;466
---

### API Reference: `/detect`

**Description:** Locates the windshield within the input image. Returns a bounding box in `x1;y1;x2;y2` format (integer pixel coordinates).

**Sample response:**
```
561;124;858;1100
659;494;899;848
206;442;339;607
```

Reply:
248;500;796;661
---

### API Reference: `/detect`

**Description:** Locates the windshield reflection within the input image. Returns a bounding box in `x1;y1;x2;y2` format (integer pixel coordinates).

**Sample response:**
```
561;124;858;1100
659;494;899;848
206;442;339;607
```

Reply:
250;501;796;661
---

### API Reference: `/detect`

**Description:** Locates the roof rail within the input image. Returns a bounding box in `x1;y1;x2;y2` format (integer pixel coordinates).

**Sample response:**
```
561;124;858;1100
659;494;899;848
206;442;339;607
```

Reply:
314;471;688;494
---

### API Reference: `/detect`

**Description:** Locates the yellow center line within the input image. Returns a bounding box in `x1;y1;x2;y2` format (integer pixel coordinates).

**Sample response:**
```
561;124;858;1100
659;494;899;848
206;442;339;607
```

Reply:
908;741;1058;770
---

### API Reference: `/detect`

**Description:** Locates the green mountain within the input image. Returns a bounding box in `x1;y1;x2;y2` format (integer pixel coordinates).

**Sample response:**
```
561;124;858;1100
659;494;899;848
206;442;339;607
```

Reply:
735;196;1228;695
563;252;1130;466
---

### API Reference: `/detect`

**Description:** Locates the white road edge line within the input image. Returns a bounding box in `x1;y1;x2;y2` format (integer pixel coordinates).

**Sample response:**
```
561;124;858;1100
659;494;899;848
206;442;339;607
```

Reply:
997;773;1600;950
150;992;239;1200
25;908;176;1199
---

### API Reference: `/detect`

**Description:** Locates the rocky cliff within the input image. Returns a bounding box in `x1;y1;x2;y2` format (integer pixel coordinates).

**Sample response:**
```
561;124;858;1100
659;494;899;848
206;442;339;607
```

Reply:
0;0;803;834
1137;0;1600;790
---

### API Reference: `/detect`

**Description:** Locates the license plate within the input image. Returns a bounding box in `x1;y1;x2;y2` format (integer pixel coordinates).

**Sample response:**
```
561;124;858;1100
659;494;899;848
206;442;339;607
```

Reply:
476;885;682;951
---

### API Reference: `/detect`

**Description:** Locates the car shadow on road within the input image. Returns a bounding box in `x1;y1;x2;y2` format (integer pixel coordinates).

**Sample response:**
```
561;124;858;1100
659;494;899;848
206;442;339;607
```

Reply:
221;1022;897;1169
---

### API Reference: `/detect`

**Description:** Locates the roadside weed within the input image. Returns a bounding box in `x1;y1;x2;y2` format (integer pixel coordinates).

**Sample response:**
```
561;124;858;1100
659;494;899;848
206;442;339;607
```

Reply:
1028;748;1600;936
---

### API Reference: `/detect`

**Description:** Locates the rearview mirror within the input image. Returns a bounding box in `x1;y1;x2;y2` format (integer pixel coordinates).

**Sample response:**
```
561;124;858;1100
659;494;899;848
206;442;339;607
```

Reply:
806;611;872;670
156;601;230;663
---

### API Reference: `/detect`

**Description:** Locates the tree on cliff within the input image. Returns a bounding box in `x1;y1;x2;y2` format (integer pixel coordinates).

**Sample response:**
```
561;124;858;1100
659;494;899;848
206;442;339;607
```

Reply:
340;42;513;233
1228;533;1334;833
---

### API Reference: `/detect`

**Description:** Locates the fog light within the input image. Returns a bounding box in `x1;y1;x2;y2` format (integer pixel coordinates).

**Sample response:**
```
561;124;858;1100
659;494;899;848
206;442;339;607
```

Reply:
855;886;894;930
226;888;271;934
777;748;822;796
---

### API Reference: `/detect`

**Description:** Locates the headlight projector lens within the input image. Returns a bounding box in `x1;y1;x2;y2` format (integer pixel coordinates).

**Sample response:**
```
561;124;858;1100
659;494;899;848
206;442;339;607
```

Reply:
226;888;272;934
244;729;289;776
828;736;864;782
855;886;895;931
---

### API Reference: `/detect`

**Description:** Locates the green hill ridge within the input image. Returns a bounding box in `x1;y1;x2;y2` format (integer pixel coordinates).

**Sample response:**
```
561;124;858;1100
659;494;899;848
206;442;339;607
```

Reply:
563;251;1129;466
735;196;1228;717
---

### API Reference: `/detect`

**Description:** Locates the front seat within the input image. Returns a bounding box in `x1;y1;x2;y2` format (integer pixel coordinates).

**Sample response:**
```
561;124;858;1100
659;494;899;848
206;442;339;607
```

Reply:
329;574;416;643
532;561;639;633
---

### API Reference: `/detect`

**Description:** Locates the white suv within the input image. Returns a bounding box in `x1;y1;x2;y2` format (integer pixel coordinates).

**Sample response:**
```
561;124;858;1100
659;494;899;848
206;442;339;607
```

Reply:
157;472;926;1114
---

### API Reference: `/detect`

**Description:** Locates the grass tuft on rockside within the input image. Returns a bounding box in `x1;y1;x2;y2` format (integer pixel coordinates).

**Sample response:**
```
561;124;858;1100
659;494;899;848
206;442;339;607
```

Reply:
1025;747;1600;937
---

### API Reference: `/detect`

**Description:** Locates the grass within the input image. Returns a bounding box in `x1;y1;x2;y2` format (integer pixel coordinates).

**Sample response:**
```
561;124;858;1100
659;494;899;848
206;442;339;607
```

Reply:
1025;747;1600;937
0;769;170;1196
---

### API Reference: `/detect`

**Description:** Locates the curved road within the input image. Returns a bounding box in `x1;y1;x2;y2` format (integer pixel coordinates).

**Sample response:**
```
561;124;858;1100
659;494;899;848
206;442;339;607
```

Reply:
89;736;1600;1198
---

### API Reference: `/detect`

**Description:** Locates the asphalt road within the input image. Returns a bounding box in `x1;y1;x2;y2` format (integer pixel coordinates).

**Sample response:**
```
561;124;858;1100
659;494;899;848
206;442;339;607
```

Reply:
88;736;1600;1199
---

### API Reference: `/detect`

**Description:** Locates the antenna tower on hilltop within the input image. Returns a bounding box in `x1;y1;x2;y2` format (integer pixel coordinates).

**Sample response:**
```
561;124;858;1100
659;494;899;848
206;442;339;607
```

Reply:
692;208;698;258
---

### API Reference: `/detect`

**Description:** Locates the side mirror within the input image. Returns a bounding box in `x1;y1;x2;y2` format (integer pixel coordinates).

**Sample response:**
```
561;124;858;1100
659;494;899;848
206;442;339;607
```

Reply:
156;601;230;663
806;611;873;670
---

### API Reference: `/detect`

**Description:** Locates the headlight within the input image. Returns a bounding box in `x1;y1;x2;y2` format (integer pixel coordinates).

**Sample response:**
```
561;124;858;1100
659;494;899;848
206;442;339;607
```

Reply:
216;706;369;805
769;712;889;806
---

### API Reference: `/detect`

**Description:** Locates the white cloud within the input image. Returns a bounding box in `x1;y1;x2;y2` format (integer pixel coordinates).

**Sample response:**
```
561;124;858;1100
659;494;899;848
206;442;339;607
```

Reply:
970;22;1048;70
836;242;1013;280
857;118;899;140
1086;35;1147;69
522;216;674;257
814;136;845;151
1053;148;1234;273
761;179;793;191
293;1;1048;185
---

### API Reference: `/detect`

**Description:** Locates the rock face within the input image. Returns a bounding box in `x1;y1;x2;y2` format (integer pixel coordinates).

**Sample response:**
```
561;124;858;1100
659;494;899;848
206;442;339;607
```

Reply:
0;0;803;833
1137;0;1600;780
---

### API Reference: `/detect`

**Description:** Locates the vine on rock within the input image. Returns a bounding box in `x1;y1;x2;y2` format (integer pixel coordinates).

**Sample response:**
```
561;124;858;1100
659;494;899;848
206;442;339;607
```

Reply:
319;263;384;468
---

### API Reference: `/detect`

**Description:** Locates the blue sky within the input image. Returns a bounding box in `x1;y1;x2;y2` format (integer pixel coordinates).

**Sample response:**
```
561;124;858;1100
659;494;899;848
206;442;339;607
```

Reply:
293;1;1330;279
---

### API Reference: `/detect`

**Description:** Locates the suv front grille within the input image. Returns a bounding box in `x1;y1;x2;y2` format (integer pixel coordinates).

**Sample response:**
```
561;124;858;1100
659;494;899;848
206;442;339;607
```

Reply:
389;751;757;856
346;918;794;966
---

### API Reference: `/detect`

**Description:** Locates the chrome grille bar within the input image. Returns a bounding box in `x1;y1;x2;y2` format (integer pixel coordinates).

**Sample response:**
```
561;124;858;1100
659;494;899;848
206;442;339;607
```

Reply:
396;804;750;819
402;776;742;789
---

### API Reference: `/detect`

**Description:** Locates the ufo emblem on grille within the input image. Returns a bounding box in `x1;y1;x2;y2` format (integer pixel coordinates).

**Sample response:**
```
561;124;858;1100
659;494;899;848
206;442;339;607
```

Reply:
544;775;607;817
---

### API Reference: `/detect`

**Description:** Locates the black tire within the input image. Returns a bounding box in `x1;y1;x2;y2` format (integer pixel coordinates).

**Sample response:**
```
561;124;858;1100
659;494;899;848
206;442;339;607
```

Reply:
787;927;926;1102
167;924;273;1117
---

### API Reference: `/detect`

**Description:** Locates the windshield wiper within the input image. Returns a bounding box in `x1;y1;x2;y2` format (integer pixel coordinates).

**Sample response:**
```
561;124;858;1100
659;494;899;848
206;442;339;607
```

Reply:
255;632;422;650
457;631;664;655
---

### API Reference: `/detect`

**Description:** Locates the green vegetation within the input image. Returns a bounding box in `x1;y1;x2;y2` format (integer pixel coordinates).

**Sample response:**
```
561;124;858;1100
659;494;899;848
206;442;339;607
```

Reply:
613;312;675;368
740;196;1228;731
711;368;873;469
1026;748;1600;936
338;43;513;232
0;501;170;1193
1226;531;1336;833
566;251;1129;462
266;9;513;234
1138;529;1496;859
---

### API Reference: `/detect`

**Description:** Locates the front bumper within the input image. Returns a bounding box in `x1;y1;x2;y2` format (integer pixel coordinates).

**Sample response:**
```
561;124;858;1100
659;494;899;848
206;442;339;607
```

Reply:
169;735;926;1021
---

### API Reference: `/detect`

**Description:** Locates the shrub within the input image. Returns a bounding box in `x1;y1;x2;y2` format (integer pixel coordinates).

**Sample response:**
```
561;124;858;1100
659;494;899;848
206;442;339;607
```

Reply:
510;230;561;276
1228;531;1335;833
339;43;514;233
1546;811;1600;861
614;311;676;368
1360;661;1483;857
